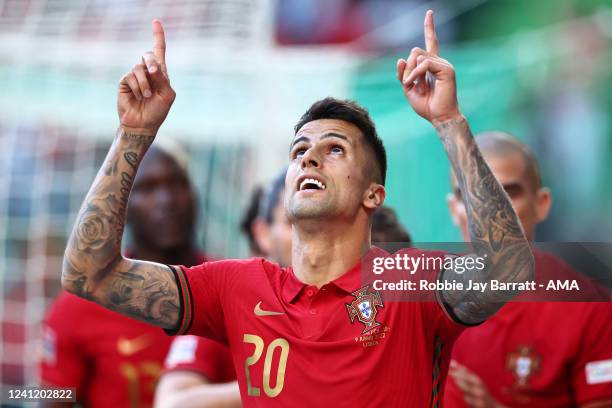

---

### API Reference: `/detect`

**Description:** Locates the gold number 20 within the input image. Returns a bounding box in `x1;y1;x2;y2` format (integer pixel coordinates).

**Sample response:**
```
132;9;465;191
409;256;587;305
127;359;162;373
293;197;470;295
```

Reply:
243;334;289;398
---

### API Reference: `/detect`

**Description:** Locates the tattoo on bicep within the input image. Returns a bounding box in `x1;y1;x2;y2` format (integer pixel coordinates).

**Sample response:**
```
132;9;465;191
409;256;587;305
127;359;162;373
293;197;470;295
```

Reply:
105;263;180;326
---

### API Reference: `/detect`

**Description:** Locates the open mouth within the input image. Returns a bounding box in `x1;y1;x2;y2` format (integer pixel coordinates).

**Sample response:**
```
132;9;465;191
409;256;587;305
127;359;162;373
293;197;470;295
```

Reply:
298;177;326;191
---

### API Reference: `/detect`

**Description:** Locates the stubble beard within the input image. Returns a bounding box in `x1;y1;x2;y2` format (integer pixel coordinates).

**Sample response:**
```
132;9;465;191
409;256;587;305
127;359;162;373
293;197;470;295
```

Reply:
286;194;335;221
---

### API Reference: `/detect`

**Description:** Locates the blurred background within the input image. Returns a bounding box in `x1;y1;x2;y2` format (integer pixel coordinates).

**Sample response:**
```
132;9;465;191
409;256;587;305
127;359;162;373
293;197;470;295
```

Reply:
0;0;611;390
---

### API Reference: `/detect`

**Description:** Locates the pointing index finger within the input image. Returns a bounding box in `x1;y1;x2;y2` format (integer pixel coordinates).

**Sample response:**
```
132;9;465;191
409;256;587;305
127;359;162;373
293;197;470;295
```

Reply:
424;10;439;56
152;19;166;67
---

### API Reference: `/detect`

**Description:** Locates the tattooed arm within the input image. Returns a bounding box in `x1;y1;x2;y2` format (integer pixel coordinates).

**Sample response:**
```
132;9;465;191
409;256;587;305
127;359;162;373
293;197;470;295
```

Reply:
397;11;534;324
62;20;179;329
433;118;533;323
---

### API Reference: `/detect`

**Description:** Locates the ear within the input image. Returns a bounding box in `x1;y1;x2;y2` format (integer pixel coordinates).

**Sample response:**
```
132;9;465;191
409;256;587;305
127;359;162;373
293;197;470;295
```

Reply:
363;184;386;210
446;192;462;226
251;217;272;256
535;187;552;223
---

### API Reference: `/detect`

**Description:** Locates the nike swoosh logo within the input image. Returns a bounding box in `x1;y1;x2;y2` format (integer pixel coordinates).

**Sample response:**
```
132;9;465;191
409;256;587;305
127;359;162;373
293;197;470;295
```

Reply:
254;301;284;317
117;334;151;356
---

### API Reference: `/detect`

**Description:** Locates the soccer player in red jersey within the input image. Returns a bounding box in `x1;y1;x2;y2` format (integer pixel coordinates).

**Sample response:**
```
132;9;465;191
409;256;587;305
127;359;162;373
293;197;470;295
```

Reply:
155;335;239;408
40;144;210;408
60;11;535;406
153;183;411;408
444;132;612;408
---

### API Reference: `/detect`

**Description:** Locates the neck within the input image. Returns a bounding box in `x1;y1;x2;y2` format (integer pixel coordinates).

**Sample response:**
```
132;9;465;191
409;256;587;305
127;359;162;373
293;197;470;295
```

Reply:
130;242;200;266
291;216;370;288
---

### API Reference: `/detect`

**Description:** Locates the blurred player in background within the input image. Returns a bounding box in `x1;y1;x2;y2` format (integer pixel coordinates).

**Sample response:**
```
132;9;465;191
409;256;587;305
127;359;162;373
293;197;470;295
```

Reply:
153;170;290;408
372;205;412;244
61;11;536;406
249;170;292;267
239;186;265;257
40;143;210;408
444;132;612;407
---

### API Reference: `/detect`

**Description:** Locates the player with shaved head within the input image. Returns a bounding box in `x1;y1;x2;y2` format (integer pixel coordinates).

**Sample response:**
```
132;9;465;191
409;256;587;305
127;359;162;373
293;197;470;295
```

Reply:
62;11;534;406
444;132;612;408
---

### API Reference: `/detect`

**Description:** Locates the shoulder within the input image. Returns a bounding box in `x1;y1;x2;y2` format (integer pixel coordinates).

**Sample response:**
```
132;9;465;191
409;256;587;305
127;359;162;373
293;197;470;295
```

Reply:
183;257;282;277
180;257;286;294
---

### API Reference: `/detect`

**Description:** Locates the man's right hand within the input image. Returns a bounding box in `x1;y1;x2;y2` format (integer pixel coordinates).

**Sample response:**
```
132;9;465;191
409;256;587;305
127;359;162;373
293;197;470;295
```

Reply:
118;19;175;136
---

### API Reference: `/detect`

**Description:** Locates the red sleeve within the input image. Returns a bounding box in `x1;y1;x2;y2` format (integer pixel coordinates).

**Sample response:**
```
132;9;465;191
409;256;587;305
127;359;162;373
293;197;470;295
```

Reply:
166;259;252;343
411;248;468;343
422;300;466;346
572;303;612;405
164;335;236;383
39;293;86;388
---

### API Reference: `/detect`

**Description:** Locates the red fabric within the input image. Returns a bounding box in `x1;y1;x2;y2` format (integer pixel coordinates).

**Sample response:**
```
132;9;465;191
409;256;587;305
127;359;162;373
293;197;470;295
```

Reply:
39;292;173;408
444;251;612;407
163;335;236;383
170;248;466;407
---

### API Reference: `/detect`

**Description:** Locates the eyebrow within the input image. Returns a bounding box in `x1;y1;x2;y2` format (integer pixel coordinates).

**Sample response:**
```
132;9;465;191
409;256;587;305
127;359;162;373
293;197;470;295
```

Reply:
289;132;351;150
454;182;525;196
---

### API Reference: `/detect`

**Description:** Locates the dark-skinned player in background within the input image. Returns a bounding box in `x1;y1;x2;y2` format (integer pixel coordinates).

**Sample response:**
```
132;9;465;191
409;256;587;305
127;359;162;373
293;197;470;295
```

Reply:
443;132;612;408
60;11;535;406
40;143;211;407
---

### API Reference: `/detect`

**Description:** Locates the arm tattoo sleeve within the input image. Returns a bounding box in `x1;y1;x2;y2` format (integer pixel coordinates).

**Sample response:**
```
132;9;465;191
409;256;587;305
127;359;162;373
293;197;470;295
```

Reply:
62;129;180;329
435;117;535;324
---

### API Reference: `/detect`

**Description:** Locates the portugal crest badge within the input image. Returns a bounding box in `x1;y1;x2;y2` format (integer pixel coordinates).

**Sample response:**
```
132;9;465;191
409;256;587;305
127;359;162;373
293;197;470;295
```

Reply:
346;285;384;334
506;345;541;387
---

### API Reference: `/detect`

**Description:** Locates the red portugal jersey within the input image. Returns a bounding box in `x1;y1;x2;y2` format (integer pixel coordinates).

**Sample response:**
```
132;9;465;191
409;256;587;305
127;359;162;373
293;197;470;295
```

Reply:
444;251;612;407
163;335;236;382
167;248;466;407
39;292;174;408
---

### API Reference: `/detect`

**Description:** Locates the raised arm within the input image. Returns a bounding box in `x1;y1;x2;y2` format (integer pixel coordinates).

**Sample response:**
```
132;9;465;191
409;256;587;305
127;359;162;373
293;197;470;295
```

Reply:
62;20;179;329
397;11;534;324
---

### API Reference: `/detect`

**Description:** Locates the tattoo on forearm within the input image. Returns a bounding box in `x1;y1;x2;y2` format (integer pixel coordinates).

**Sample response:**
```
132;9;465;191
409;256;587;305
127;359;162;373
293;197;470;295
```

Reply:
62;129;179;328
116;171;134;244
435;117;534;323
121;131;155;148
124;152;138;169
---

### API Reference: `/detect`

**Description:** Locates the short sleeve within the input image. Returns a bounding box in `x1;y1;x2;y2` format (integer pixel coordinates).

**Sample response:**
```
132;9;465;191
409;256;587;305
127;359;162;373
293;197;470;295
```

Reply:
38;294;86;388
572;303;612;405
166;259;251;343
164;335;236;383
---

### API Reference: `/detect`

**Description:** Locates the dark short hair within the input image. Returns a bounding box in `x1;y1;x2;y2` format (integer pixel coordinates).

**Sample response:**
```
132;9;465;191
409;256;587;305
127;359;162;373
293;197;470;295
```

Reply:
259;169;287;224
372;206;412;244
294;97;387;185
240;186;264;254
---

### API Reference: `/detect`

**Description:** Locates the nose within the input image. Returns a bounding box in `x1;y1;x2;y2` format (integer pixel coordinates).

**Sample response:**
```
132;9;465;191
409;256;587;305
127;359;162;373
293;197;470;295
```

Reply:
154;187;174;208
300;147;321;170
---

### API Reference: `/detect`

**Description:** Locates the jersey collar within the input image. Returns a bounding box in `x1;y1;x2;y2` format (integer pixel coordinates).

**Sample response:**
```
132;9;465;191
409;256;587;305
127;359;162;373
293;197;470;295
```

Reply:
282;246;388;303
